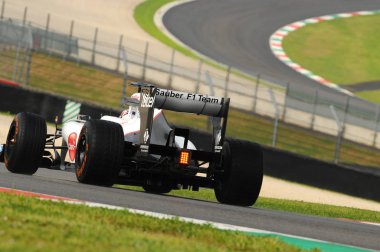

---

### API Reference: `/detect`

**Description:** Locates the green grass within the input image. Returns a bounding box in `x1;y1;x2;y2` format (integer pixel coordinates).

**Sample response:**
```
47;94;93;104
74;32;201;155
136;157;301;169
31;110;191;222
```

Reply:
116;185;380;223
283;14;380;101
11;53;379;168
356;89;380;104
0;193;307;252
29;54;125;108
0;49;27;82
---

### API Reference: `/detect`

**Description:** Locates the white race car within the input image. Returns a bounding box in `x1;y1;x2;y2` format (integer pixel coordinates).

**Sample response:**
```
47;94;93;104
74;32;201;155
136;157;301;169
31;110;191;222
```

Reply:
0;82;263;206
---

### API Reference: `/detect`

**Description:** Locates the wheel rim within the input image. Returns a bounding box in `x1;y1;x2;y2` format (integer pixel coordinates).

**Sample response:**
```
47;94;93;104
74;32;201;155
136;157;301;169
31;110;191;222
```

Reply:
75;134;87;181
5;122;16;160
76;134;87;172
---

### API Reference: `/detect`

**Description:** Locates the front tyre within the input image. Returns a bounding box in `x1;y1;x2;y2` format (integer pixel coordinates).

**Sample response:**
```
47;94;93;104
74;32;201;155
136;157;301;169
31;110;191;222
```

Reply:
75;120;124;186
214;139;263;206
5;112;47;174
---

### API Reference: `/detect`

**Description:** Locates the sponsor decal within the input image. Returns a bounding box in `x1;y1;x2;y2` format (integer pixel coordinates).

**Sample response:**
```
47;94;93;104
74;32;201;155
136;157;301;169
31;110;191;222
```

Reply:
155;89;185;99
141;90;155;108
62;100;82;123
140;144;149;153
214;145;223;153
143;129;150;144
68;132;77;161
155;88;221;104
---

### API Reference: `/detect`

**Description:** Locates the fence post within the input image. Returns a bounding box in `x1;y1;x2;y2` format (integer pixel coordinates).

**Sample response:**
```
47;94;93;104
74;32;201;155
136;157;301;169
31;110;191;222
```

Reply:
142;41;149;80
195;59;203;93
24;48;33;86
281;82;290;121
205;71;215;130
224;66;231;98
120;47;129;108
205;71;215;96
12;42;22;82
18;45;28;83
116;34;123;71
341;96;350;137
1;1;5;20
310;88;319;129
268;89;280;147
372;105;380;147
66;20;74;59
44;13;50;52
22;7;27;25
252;74;260;112
329;105;343;164
336;130;343;164
91;27;98;65
168;48;175;89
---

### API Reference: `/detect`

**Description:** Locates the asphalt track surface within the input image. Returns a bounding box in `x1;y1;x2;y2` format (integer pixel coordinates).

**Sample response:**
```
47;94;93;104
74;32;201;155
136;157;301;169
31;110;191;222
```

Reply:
0;163;379;250
163;0;380;102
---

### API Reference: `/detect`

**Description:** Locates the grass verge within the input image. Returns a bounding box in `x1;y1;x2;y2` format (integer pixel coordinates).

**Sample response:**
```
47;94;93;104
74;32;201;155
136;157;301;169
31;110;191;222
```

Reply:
356;90;380;104
283;14;380;103
116;185;380;223
0;193;307;252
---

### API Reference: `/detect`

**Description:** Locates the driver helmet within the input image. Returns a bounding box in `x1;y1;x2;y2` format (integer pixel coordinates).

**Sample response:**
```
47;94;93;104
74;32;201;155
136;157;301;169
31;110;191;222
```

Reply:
120;93;140;121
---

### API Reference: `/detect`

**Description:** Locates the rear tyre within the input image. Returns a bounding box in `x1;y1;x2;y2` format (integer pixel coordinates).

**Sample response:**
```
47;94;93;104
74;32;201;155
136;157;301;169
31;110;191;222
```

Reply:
214;139;263;206
75;120;124;186
5;112;47;175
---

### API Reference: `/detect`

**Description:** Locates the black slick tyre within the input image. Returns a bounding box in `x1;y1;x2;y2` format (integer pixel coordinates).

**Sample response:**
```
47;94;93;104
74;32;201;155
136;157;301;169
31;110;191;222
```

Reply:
214;139;263;206
5;112;47;175
75;120;124;186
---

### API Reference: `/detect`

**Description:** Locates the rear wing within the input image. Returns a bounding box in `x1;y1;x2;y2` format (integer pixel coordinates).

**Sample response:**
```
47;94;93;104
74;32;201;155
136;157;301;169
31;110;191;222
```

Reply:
130;82;229;154
155;88;227;117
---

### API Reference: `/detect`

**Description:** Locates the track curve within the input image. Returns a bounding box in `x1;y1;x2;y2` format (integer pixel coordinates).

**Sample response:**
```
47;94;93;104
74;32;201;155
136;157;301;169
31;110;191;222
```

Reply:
163;0;380;94
0;164;379;250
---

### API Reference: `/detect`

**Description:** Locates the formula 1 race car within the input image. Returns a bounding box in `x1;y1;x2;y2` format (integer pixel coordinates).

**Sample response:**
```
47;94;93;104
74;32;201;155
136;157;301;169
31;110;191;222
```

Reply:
0;82;263;206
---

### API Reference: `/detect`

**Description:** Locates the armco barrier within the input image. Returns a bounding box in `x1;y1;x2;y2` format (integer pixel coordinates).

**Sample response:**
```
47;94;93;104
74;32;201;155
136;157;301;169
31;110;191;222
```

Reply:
0;82;120;123
1;82;379;202
262;146;380;202
189;131;380;202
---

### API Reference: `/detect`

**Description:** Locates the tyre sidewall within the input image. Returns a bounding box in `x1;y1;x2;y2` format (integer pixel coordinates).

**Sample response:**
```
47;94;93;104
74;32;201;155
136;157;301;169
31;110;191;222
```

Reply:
214;139;263;206
75;120;124;186
5;112;46;174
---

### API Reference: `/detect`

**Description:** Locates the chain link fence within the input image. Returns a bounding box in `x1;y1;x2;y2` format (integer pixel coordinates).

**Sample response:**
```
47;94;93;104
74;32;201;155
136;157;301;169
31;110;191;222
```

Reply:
0;18;32;85
0;2;379;167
